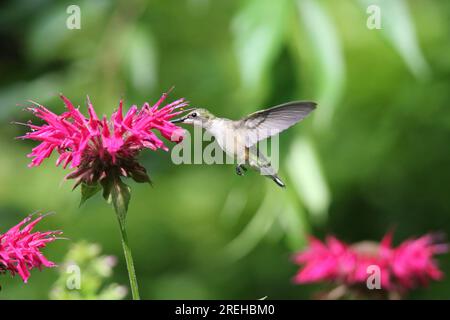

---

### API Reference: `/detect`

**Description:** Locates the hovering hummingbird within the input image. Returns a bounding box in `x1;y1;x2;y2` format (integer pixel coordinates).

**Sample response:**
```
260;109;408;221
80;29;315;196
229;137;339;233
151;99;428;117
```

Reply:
171;101;316;187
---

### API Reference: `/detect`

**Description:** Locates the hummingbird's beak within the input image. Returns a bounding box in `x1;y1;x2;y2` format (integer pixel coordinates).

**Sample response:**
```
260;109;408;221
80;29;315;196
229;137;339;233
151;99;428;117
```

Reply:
171;116;187;124
171;107;195;124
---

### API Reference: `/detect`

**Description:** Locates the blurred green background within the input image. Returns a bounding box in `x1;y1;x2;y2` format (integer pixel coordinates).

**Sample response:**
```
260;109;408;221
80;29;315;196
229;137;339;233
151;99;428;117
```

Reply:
0;0;449;299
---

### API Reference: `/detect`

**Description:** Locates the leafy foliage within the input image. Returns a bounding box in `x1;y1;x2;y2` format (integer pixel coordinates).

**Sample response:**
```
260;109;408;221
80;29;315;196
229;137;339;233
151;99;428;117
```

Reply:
49;242;127;300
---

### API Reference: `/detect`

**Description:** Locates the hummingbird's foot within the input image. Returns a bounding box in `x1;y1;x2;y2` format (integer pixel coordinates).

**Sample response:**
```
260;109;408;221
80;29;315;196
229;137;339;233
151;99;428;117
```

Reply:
236;165;245;176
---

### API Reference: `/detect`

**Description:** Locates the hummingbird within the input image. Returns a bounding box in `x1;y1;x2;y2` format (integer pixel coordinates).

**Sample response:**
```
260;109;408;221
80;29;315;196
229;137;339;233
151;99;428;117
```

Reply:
171;101;316;188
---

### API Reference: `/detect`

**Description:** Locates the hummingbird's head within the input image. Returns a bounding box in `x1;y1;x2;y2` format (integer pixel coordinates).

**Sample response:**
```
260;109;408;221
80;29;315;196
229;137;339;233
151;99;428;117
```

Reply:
171;108;214;127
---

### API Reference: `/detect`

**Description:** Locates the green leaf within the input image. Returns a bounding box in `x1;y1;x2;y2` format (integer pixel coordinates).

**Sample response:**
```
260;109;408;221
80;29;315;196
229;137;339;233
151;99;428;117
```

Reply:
278;201;309;251
358;0;430;79
295;0;345;129
27;1;111;63
123;24;158;94
232;0;290;104
224;188;280;260
100;175;113;203
110;178;131;226
130;166;152;185
0;73;63;120
80;183;101;207
286;136;330;225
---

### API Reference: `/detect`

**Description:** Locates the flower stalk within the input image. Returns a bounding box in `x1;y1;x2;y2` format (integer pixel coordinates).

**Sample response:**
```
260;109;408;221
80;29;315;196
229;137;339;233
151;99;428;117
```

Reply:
115;209;140;300
107;169;140;299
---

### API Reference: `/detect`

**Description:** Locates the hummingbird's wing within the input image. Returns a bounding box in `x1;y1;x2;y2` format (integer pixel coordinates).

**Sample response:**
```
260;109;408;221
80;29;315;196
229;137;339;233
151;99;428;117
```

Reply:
234;101;316;147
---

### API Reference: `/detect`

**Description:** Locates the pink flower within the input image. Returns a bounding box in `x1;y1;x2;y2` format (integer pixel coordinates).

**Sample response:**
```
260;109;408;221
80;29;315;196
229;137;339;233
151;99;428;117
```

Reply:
390;234;447;289
293;236;356;284
18;91;187;188
293;233;447;294
0;215;61;283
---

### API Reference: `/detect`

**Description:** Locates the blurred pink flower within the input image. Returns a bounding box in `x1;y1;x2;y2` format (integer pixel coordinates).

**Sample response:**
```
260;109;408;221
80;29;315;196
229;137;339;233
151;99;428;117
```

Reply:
18;91;187;188
0;215;61;283
390;234;447;289
293;233;447;294
293;236;356;284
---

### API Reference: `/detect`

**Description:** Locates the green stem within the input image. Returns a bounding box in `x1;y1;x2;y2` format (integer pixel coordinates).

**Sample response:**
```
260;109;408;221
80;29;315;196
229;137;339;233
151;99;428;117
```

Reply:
116;215;140;300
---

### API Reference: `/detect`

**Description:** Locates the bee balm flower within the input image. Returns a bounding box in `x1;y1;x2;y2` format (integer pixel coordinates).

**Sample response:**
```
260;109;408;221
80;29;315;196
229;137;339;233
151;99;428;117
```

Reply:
0;215;61;283
293;233;447;299
18;91;186;193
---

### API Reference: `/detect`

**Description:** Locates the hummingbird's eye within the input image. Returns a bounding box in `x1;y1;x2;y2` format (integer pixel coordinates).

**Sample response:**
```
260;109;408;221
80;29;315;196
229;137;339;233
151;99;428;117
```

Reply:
191;112;197;118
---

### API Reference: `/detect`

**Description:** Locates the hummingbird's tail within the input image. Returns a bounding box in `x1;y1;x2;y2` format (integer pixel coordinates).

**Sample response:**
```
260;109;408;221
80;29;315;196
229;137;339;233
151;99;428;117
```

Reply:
270;174;286;188
250;149;286;188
